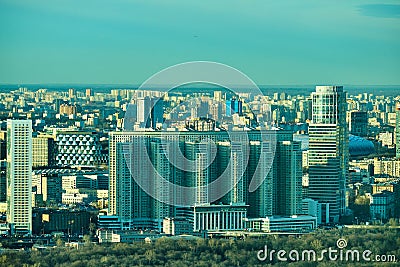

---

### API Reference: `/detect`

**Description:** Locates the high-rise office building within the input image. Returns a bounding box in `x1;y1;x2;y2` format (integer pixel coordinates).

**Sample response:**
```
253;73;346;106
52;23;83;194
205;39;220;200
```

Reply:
185;140;217;205
217;141;248;204
6;120;33;234
136;97;163;129
108;132;230;230
59;104;77;116
247;141;274;218
396;103;400;159
225;98;243;116
137;97;150;128
150;140;183;231
276;141;302;216
32;173;62;205
32;134;56;168
247;139;302;218
109;134;153;229
209;103;222;121
197;100;210;118
151;98;164;129
308;86;348;223
349;111;368;137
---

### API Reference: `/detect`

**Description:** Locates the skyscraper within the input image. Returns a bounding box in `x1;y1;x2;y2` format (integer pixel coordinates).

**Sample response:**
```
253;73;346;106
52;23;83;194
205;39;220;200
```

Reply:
225;98;243;116
108;130;301;231
32;134;56;167
185;140;217;205
6;120;33;234
247;138;303;218
137;97;151;128
150;98;164;129
308;86;348;223
276;141;302;216
136;97;163;129
349;111;368;137
396;103;400;159
217;141;248;204
109;134;154;229
247;140;274;218
150;139;183;231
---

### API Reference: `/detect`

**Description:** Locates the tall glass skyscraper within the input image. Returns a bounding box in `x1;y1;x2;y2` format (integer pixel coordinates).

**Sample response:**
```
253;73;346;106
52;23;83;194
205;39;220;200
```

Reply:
150;140;183;231
276;141;302;216
6;120;32;235
136;97;164;129
308;86;348;223
247;141;274;218
217;141;248;205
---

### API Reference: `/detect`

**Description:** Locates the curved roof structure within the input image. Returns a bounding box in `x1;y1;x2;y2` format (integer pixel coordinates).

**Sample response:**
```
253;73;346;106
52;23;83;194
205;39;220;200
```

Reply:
293;134;375;157
349;134;375;157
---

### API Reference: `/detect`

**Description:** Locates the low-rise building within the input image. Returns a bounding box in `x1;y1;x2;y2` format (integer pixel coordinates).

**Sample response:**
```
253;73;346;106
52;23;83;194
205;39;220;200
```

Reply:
97;229;165;243
372;181;400;217
244;215;317;233
0;223;10;235
370;190;395;220
163;217;193;235
97;215;122;230
301;198;324;225
62;192;89;204
32;208;95;235
193;203;248;232
32;172;62;205
374;158;400;178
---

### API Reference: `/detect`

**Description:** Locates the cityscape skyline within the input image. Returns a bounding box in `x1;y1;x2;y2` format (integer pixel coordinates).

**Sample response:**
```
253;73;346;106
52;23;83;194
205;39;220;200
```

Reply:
0;83;398;265
0;0;399;264
1;83;396;232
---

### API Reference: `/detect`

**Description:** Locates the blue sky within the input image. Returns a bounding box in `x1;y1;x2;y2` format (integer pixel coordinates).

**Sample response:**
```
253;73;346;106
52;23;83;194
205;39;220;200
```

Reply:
0;0;399;85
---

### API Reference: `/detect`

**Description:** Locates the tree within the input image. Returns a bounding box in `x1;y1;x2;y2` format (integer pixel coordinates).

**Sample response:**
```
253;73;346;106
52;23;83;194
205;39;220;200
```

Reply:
83;235;92;246
144;249;156;265
55;237;64;247
88;223;96;235
1;228;399;266
387;218;398;227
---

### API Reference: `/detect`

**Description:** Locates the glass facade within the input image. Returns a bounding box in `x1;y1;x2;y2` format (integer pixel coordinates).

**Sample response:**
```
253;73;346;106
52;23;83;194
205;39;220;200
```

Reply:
308;86;348;223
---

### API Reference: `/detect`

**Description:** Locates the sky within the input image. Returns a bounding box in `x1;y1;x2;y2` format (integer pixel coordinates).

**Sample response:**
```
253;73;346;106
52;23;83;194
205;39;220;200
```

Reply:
0;0;399;85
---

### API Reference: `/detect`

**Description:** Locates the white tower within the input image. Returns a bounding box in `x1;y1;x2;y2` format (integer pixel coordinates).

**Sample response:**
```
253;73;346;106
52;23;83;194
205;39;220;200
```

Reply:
6;119;32;235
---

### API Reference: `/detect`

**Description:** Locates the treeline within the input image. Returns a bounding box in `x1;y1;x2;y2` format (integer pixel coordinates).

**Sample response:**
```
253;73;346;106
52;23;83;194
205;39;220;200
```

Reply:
0;228;399;266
